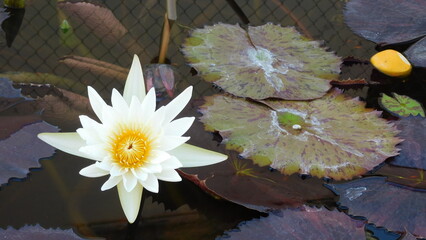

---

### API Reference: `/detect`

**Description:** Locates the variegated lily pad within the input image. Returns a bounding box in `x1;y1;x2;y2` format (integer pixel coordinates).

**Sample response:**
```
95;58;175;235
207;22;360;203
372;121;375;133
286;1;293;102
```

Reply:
379;93;425;117
182;23;341;100
200;90;401;180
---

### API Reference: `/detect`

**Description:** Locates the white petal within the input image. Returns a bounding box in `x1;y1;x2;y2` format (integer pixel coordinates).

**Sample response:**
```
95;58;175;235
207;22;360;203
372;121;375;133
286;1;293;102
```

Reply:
110;164;127;176
111;88;129;116
140;174;159;193
87;86;108;122
161;156;183;170
77;116;104;144
38;132;99;161
117;182;143;223
135;87;156;120
101;176;122;191
164;117;195;136
123;171;138;192
98;158;113;171
155;169;182;182
163;86;192;124
79;143;108;160
100;105;116;127
160;136;189;151
123;55;146;105
131;168;148;181
79;163;109;177
148;106;166;133
149;150;171;164
169;143;228;167
141;163;162;173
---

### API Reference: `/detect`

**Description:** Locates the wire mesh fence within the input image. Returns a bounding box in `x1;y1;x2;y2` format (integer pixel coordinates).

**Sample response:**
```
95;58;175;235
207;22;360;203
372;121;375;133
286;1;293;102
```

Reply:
0;0;375;99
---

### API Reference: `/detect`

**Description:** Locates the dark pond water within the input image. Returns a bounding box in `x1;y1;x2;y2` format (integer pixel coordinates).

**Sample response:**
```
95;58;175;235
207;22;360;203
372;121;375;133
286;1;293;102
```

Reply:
0;0;424;239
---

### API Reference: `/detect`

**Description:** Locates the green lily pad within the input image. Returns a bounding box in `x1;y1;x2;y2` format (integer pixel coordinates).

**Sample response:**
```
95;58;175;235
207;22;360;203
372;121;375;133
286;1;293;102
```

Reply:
182;23;341;100
379;93;425;117
200;90;401;180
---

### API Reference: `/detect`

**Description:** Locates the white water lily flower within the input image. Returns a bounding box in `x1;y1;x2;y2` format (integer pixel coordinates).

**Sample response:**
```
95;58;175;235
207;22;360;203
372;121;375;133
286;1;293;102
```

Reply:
38;55;227;223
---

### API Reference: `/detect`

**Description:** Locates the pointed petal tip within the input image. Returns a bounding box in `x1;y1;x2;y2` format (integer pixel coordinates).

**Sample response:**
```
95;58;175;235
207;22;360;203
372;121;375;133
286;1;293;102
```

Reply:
170;143;228;168
124;54;146;104
117;182;143;223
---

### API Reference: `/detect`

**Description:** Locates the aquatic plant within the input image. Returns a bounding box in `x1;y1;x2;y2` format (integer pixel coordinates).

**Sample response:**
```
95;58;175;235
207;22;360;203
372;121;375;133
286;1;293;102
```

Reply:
182;23;341;100
344;0;426;46
379;93;425;117
329;177;426;238
37;55;227;223
390;116;426;170
218;206;366;240
0;78;58;185
345;0;426;74
0;225;92;240
199;89;401;180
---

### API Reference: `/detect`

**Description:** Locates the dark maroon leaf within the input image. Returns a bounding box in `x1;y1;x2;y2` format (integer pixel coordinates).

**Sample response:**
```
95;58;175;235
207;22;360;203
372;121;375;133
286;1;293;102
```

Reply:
15;83;94;129
58;1;127;44
372;164;426;190
0;121;58;185
401;232;419;240
217;207;366;240
329;177;426;238
180;153;336;212
391;116;426;170
0;224;100;240
344;0;426;45
0;114;41;140
405;37;426;68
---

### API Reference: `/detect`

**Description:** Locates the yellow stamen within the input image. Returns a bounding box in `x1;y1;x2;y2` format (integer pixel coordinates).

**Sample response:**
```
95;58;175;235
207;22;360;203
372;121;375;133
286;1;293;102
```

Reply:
109;127;151;168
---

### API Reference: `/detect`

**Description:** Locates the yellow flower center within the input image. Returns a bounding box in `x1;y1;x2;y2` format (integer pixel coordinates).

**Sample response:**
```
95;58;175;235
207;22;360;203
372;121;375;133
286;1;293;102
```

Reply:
109;127;152;168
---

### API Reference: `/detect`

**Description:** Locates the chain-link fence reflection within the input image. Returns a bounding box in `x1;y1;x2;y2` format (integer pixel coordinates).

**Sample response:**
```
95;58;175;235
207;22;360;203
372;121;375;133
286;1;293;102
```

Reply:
0;0;375;99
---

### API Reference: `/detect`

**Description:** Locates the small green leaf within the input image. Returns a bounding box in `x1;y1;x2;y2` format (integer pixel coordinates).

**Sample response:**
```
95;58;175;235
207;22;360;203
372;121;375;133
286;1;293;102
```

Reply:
60;19;71;33
379;93;425;117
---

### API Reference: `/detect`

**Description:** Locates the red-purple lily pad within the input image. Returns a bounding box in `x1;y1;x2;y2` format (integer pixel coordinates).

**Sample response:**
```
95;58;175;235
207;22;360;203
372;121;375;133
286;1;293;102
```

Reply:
182;23;340;100
0;225;101;240
344;0;426;45
373;164;426;190
0;121;58;185
390;117;426;170
328;177;426;238
180;153;335;212
217;206;366;240
15;83;94;129
58;1;127;44
199;90;401;180
0;114;42;140
404;37;426;68
401;232;419;240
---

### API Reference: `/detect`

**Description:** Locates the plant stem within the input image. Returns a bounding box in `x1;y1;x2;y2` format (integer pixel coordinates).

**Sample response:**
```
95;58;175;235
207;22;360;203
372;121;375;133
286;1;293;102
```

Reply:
158;13;171;64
